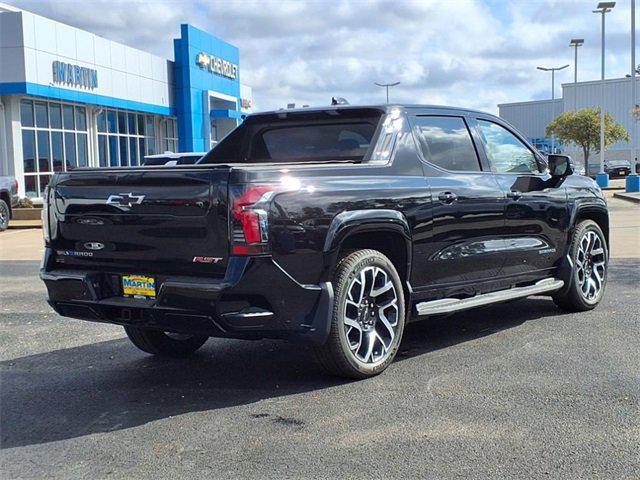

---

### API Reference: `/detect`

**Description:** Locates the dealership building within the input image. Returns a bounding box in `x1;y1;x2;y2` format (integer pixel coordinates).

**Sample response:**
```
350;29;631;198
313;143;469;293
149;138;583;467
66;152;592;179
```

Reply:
0;3;252;198
499;76;639;167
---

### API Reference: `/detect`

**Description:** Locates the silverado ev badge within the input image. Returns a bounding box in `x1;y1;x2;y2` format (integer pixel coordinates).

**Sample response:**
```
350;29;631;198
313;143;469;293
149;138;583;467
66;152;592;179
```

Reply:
106;193;146;209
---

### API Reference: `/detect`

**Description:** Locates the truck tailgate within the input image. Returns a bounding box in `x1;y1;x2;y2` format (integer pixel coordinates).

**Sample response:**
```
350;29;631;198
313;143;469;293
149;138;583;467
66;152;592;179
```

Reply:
48;167;230;277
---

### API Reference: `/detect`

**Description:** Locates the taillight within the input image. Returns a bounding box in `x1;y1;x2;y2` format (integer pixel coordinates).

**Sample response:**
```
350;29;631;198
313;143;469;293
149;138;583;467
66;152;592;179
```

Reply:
13;179;18;195
42;186;50;243
230;185;275;255
229;179;301;256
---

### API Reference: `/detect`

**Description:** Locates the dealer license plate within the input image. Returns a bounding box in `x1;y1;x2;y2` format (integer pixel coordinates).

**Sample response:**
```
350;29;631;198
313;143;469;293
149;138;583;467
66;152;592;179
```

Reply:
122;275;156;298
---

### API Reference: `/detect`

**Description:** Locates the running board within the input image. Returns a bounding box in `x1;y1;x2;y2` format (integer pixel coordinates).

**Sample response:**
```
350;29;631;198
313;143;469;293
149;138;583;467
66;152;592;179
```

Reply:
415;278;564;317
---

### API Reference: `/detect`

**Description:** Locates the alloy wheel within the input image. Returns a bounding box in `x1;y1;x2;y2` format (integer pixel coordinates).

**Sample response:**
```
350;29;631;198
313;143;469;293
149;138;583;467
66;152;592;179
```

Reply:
576;230;606;303
0;203;8;229
343;266;399;364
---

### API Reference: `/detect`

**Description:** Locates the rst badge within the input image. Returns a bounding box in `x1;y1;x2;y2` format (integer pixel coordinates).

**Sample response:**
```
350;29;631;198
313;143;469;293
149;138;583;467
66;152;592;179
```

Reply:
193;256;223;264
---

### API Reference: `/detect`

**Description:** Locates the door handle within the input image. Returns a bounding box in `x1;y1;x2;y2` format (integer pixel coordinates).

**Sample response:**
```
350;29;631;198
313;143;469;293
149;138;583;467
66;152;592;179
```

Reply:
506;190;522;201
438;192;458;203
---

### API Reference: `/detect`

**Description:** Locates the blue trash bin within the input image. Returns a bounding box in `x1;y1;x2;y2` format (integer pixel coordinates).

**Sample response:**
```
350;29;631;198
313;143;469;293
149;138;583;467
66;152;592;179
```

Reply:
596;172;609;188
626;174;640;193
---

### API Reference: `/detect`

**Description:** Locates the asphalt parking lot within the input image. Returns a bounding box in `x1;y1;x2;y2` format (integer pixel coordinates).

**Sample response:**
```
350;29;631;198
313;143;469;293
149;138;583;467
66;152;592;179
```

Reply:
1;194;639;479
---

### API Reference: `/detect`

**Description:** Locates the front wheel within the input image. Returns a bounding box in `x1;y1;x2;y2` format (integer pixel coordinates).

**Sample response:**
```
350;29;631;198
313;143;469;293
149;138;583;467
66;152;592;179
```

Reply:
553;220;608;312
124;326;208;357
313;249;406;379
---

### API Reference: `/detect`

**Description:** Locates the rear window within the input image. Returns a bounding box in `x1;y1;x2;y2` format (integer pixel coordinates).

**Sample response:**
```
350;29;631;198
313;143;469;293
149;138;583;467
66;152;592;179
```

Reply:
199;109;383;164
412;116;481;172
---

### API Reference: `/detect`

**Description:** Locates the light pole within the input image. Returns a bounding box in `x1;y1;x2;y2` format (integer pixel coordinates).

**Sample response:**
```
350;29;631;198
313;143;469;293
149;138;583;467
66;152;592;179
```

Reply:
629;0;639;192
569;38;584;111
374;82;400;104
537;64;569;154
593;1;616;188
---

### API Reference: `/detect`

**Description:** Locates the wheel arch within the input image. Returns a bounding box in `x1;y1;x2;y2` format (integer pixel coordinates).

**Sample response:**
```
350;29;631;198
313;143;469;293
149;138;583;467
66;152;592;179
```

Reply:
571;206;609;253
322;209;412;286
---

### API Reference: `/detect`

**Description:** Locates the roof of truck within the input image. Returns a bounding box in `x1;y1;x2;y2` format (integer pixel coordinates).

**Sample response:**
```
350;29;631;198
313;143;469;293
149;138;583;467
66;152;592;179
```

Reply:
249;104;494;118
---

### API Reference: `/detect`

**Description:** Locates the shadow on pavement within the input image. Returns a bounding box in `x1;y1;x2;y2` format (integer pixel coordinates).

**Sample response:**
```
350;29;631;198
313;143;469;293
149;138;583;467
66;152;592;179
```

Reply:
1;294;566;449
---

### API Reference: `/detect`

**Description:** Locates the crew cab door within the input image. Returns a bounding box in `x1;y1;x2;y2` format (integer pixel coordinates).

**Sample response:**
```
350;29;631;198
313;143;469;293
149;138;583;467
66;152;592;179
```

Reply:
471;117;568;279
408;114;506;291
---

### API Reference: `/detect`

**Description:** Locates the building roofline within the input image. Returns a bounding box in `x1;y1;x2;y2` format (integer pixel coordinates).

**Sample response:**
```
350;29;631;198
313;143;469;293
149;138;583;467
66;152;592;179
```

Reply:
561;76;638;88
0;2;20;13
498;98;562;108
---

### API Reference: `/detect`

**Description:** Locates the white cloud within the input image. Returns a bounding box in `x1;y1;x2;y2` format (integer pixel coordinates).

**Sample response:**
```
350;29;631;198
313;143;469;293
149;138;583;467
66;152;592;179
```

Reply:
6;0;636;113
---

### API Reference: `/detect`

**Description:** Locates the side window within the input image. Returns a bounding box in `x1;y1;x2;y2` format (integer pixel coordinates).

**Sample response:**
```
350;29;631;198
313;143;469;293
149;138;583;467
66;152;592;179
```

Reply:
477;120;540;174
412;116;481;172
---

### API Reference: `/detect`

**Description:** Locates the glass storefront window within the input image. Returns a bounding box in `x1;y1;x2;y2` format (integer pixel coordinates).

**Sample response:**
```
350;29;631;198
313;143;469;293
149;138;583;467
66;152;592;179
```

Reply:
108;136;118;166
22;130;36;173
24;175;36;197
35;102;48;128
119;137;128;167
37;131;50;172
107;110;117;133
117;111;127;134
77;134;88;167
76;107;87;131
97;110;161;166
98;135;107;167
129;137;138;166
64;132;76;169
97;110;106;132
20;99;89;197
49;103;62;129
52;131;64;172
62;104;74;130
20;100;34;127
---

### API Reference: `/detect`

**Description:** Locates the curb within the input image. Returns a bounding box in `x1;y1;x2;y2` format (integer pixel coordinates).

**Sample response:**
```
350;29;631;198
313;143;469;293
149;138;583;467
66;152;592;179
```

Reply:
8;221;42;229
613;192;640;204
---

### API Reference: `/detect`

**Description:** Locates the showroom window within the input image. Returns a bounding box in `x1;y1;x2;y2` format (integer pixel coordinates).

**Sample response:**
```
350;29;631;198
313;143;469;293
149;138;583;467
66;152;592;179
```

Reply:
20;99;89;197
97;109;161;167
162;118;178;153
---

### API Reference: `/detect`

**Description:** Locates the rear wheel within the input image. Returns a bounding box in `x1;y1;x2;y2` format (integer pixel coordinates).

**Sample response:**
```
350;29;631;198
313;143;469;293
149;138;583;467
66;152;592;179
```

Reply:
124;326;208;357
313;249;405;379
0;199;9;231
553;220;608;312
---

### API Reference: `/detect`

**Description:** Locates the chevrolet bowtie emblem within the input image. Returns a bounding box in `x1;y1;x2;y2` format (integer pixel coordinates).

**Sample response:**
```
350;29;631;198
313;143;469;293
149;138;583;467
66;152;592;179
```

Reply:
196;52;211;68
106;193;146;209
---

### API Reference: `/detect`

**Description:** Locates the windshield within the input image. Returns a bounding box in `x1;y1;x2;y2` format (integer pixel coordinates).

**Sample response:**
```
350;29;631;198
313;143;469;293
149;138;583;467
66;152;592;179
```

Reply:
199;108;383;164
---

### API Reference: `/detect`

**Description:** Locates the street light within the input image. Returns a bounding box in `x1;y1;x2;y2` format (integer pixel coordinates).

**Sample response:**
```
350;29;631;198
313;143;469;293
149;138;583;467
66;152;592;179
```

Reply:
628;0;639;192
569;38;584;111
593;1;616;187
537;64;569;153
374;82;400;104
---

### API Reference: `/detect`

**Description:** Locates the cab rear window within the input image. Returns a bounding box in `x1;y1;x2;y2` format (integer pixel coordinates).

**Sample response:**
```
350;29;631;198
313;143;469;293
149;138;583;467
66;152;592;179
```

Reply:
199;108;383;164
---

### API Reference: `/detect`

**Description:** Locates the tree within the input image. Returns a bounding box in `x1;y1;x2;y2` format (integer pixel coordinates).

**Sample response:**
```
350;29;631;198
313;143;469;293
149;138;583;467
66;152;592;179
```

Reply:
546;108;629;173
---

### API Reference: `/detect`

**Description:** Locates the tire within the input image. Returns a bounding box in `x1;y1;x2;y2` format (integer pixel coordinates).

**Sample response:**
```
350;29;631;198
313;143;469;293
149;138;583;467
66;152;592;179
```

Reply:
313;249;406;379
0;199;9;231
553;220;608;312
124;326;208;357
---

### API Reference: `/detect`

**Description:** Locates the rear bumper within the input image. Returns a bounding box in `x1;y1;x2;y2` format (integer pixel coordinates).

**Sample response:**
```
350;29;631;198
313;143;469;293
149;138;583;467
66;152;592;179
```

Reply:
40;248;333;344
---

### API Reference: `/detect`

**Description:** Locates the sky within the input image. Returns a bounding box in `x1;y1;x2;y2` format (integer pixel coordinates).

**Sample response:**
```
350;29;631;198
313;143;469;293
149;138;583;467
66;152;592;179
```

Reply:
6;0;638;113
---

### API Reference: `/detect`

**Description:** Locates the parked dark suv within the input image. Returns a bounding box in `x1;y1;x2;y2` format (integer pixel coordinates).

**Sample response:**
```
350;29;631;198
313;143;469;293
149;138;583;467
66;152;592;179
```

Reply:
40;105;609;378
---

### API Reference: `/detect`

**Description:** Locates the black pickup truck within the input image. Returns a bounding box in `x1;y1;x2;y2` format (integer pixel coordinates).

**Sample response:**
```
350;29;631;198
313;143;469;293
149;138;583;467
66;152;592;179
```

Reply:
41;105;609;378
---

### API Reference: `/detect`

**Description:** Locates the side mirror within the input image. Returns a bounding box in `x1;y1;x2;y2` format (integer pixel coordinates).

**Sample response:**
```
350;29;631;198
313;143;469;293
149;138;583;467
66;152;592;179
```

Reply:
548;154;574;177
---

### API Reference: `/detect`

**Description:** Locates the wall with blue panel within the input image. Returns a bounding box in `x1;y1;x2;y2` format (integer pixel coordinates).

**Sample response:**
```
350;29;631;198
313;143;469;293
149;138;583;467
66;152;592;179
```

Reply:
173;24;240;152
